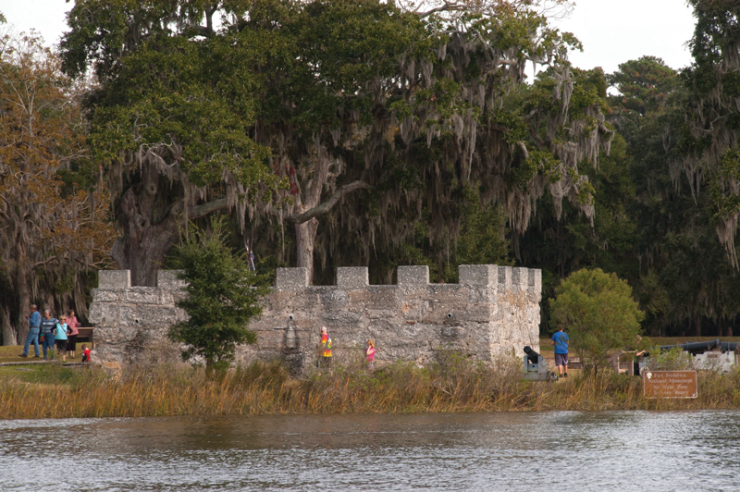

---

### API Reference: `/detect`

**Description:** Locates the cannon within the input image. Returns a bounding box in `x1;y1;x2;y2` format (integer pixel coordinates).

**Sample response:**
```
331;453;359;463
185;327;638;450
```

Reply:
660;339;739;355
523;346;557;381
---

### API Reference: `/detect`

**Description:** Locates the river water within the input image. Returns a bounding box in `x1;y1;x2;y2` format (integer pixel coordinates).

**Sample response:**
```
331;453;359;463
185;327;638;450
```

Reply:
2;411;740;491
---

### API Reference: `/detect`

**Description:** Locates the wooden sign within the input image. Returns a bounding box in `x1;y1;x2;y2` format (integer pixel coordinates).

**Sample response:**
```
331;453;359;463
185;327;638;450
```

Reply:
642;370;698;399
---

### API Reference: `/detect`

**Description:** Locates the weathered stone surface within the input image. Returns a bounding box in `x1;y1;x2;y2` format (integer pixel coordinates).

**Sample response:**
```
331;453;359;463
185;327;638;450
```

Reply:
337;267;369;289
89;264;542;372
276;267;309;290
99;270;131;291
158;270;187;290
398;265;429;286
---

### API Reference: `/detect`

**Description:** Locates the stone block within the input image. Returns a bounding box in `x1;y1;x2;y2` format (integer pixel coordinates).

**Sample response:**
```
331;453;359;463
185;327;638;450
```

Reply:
276;268;309;290
158;270;186;291
98;270;131;291
88;304;119;327
512;267;528;287
528;269;542;297
459;264;497;286
337;267;369;289
498;266;512;285
124;287;161;305
398;265;429;286
92;289;122;303
320;289;349;311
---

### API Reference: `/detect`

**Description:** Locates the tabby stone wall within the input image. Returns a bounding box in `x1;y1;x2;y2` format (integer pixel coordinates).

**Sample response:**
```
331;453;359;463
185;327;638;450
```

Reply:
88;265;542;371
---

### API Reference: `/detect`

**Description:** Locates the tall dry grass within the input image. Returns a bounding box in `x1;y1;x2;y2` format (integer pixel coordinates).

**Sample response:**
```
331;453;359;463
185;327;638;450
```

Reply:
2;355;740;419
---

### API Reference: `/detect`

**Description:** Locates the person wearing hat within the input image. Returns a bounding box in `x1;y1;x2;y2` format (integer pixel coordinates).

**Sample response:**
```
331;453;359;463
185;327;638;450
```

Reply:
551;326;570;378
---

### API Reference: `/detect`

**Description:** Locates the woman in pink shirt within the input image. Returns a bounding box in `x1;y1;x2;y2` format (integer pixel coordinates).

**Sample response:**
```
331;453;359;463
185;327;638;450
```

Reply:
66;309;80;359
366;339;375;370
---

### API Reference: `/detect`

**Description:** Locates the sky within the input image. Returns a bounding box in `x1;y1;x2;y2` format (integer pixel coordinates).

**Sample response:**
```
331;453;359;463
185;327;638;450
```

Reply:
1;0;697;74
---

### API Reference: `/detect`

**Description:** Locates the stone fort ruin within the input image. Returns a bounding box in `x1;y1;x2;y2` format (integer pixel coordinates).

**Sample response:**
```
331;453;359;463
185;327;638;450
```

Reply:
89;265;542;371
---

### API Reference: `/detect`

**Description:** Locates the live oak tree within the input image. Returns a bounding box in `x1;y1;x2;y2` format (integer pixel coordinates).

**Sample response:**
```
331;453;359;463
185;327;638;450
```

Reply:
0;33;115;345
62;0;610;284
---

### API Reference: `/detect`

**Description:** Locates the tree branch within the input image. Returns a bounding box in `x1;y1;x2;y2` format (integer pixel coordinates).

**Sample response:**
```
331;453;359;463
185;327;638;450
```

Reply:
287;181;371;224
189;198;229;220
417;2;466;18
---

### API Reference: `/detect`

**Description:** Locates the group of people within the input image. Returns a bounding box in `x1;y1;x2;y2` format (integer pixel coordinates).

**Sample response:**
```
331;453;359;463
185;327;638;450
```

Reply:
317;326;374;369
20;304;90;362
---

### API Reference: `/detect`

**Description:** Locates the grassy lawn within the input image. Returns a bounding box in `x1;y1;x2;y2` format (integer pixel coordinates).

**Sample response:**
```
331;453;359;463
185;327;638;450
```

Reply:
0;363;83;386
0;344;83;364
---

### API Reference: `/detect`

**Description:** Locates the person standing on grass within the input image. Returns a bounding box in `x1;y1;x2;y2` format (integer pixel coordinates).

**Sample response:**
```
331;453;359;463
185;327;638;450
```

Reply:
40;310;57;360
19;304;41;358
66;309;80;359
55;315;68;362
366;339;375;369
551;326;570;378
318;326;332;368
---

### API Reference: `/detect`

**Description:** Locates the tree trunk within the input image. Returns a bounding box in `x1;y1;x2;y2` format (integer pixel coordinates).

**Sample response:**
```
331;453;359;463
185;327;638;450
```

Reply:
295;218;319;284
1;307;16;346
692;314;702;337
111;178;231;286
111;220;178;287
15;265;30;346
110;185;180;286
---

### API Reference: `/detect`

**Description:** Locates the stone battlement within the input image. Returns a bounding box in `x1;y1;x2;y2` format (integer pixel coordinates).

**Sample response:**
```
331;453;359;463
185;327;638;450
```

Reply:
89;265;542;371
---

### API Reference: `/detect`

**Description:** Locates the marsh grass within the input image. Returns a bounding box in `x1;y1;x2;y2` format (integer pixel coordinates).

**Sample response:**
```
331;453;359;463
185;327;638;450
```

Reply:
2;355;740;419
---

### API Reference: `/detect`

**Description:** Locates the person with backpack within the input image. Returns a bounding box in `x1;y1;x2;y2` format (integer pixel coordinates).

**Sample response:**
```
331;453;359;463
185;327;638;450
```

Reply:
318;326;332;368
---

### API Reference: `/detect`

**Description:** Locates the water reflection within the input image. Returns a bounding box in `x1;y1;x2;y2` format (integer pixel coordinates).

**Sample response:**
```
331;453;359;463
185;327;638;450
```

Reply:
2;411;740;491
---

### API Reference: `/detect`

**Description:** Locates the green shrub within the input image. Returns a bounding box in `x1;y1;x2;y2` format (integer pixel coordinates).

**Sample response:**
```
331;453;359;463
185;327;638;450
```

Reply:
168;218;270;370
550;268;644;371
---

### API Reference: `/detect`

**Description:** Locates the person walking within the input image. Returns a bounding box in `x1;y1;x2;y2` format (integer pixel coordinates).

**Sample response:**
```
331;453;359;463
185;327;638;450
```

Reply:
551;326;570;378
55;315;69;362
19;304;41;358
66;309;80;359
318;326;332;368
40;310;57;360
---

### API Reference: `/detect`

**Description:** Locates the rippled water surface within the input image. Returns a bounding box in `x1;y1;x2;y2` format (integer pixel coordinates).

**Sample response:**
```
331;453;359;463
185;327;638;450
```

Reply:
2;411;740;491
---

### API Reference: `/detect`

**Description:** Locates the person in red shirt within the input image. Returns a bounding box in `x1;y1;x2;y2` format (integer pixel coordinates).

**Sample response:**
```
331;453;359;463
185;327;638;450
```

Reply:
81;344;91;363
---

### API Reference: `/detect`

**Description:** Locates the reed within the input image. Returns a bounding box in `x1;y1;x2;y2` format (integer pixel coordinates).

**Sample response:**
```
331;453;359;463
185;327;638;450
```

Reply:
2;356;740;420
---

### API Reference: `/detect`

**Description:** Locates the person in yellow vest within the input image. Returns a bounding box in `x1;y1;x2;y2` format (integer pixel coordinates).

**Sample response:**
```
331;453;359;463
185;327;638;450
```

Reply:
319;326;332;368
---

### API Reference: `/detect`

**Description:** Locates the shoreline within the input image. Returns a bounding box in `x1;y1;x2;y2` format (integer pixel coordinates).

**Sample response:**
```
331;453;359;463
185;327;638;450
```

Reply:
2;358;740;420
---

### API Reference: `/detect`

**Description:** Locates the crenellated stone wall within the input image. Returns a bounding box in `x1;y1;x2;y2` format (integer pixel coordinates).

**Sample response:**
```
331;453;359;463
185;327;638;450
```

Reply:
89;265;542;371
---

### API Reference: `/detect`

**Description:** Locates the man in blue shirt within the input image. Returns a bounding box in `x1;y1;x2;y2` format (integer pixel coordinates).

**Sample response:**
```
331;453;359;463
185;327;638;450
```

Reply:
551;327;570;378
19;304;41;358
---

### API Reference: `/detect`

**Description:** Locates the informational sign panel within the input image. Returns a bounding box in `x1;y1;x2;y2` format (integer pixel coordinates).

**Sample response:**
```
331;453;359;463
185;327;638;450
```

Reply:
642;370;698;399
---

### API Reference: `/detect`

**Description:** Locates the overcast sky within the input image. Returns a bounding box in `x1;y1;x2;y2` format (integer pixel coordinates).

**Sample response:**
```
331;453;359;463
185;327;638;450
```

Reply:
1;0;697;73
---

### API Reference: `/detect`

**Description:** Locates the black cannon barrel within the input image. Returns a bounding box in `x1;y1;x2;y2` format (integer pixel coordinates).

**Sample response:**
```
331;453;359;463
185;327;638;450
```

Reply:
523;346;540;364
721;342;738;353
660;339;720;355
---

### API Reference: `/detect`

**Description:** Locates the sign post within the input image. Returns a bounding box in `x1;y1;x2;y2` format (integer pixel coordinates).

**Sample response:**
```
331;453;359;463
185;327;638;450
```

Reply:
642;370;698;399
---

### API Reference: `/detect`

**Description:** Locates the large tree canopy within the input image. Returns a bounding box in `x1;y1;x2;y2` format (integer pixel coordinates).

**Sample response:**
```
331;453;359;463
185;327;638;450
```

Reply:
61;0;611;284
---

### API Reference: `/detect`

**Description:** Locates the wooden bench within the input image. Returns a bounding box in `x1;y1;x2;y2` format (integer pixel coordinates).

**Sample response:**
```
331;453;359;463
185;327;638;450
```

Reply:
77;327;95;349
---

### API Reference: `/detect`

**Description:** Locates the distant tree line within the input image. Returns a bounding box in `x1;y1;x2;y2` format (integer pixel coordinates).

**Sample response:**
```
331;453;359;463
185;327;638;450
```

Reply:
0;0;739;343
